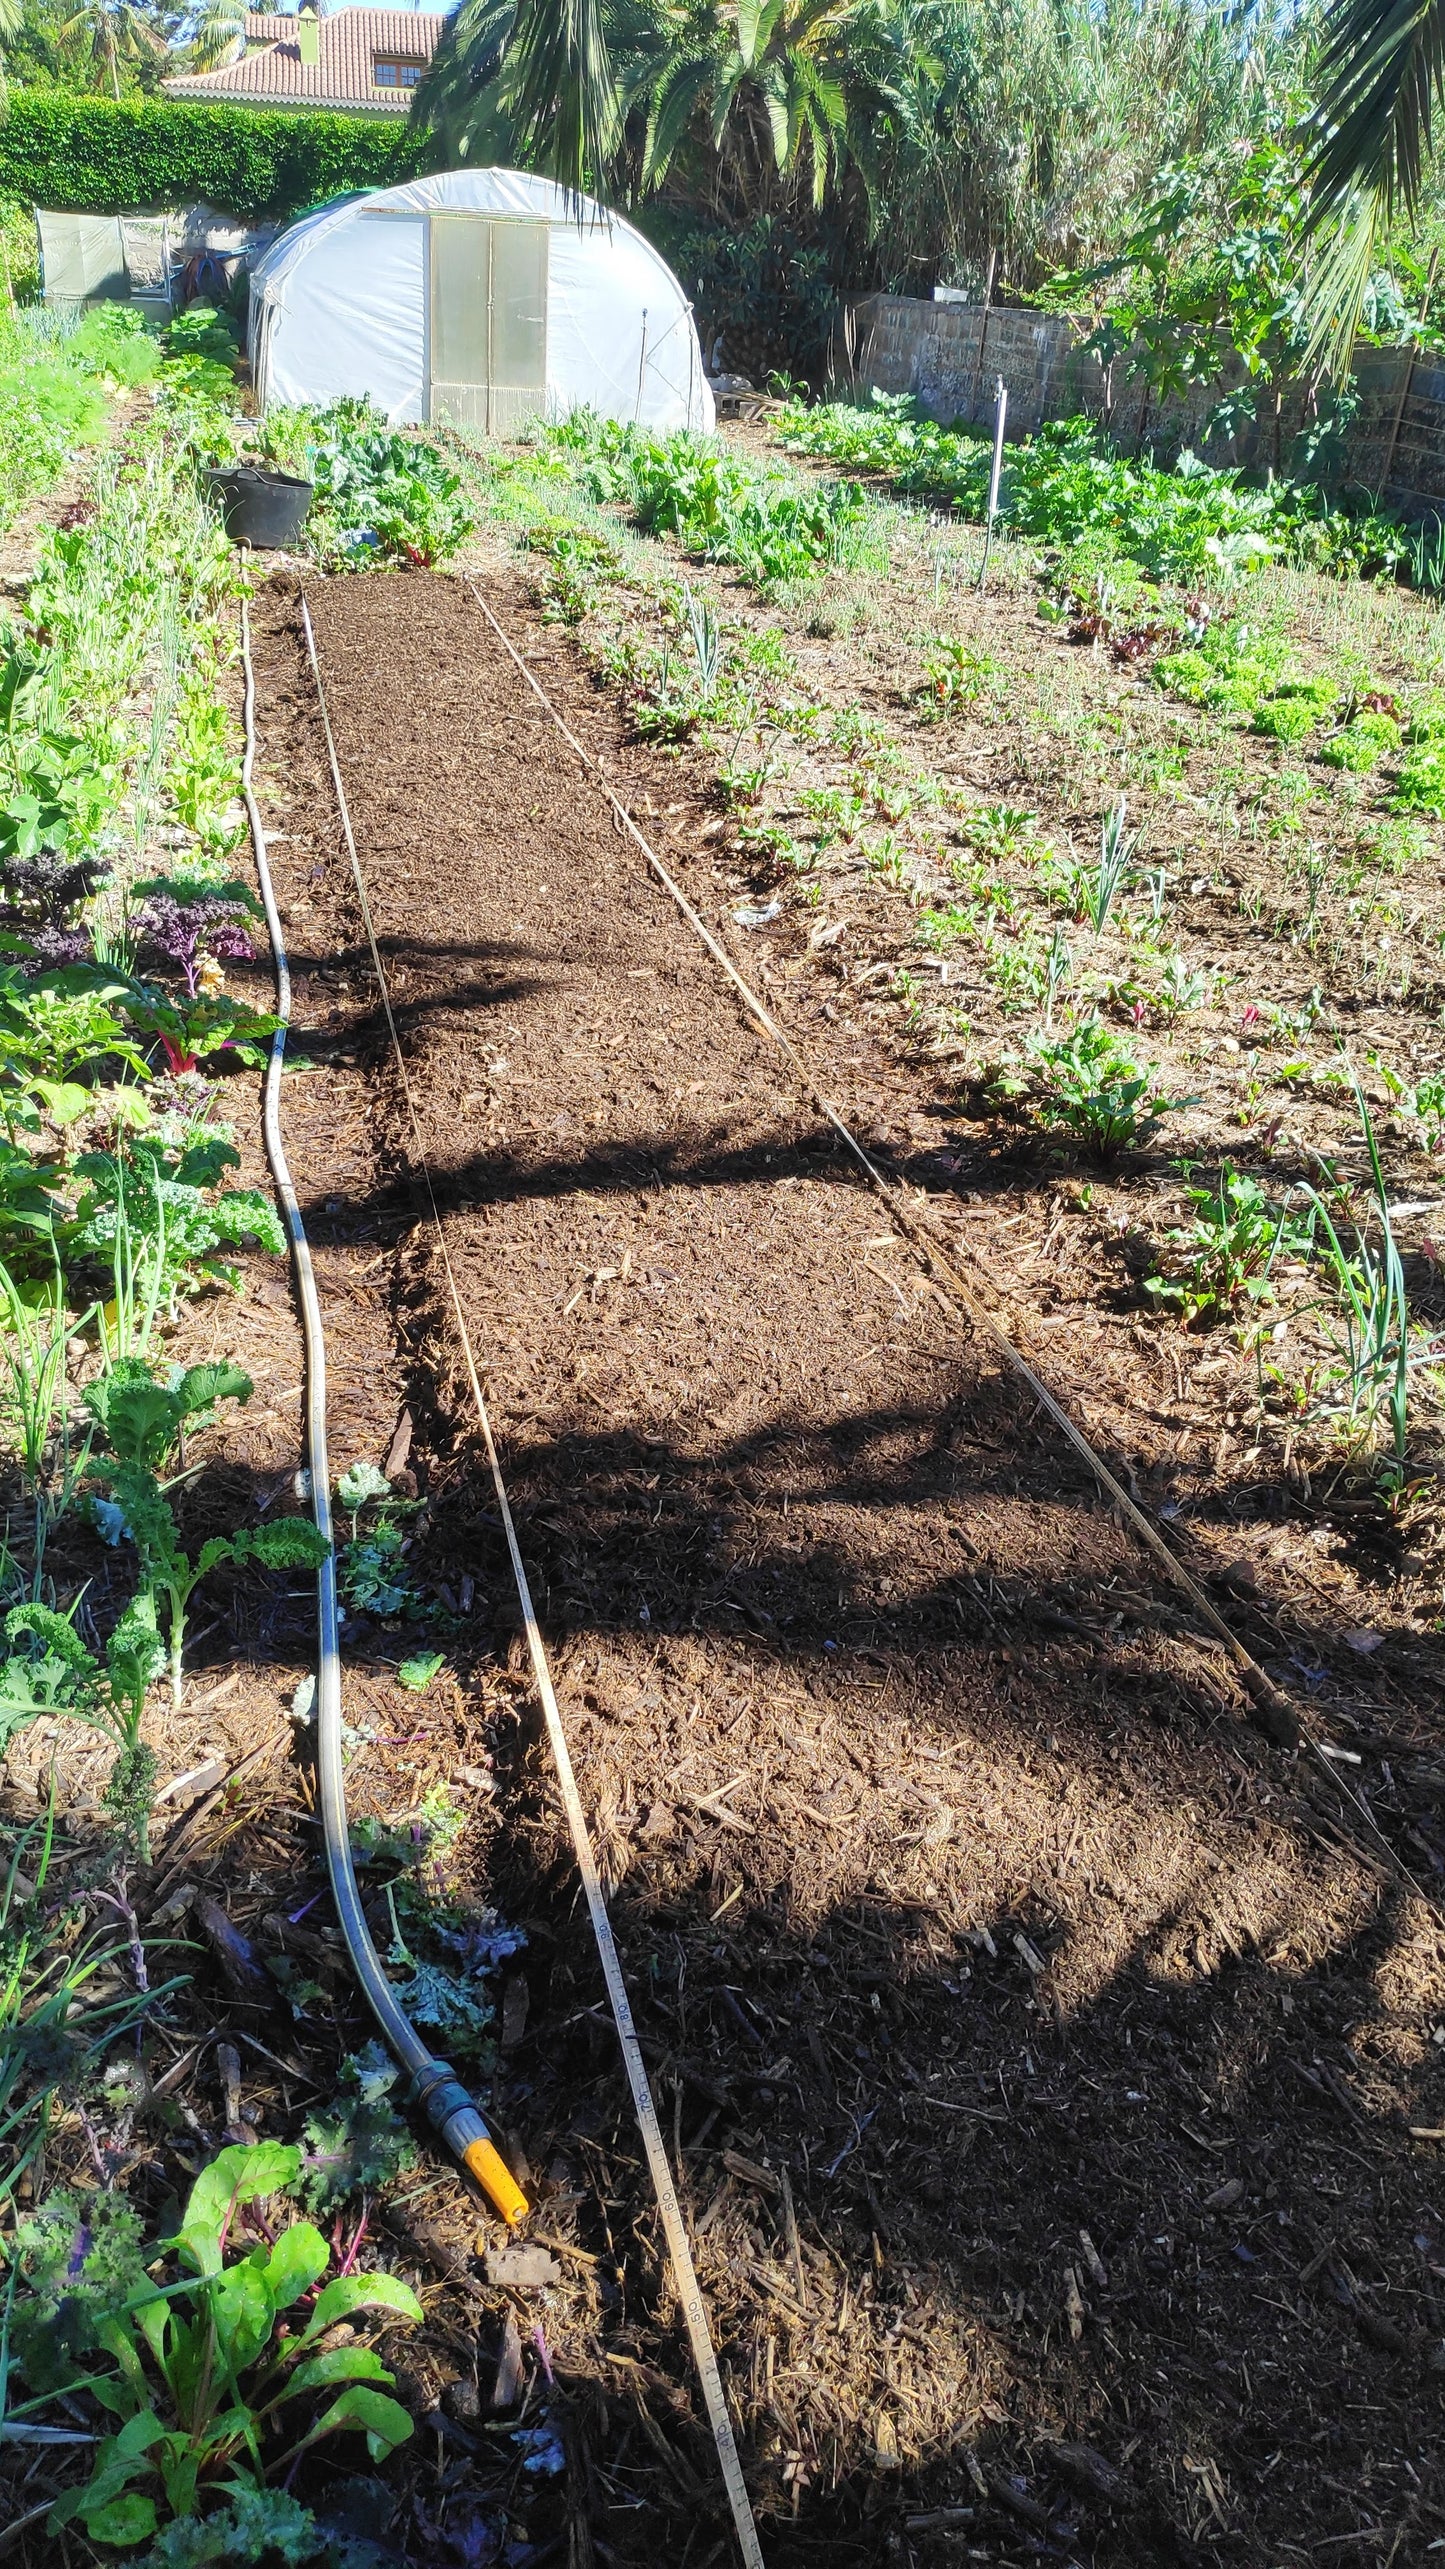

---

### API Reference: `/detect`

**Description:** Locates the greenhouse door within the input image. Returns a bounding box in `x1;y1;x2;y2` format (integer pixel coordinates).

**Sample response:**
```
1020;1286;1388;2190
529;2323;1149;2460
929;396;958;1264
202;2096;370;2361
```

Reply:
428;217;548;432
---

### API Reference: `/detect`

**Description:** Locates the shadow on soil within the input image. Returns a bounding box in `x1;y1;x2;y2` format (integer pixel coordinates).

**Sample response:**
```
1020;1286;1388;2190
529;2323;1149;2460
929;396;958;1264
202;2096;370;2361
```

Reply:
353;1365;1445;2569
466;1672;1440;2569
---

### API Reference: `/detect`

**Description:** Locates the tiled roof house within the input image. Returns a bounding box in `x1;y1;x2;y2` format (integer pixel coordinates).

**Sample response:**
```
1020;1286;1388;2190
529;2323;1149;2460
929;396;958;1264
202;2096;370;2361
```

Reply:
163;7;444;116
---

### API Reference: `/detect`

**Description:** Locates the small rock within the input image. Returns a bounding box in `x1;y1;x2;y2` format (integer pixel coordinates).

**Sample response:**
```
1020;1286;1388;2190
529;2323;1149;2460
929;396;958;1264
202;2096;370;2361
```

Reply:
484;2245;560;2292
1205;2177;1245;2212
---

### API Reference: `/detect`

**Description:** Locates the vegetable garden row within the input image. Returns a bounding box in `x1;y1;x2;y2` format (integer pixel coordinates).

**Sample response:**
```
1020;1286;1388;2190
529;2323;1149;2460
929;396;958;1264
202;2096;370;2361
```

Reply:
0;317;1440;2569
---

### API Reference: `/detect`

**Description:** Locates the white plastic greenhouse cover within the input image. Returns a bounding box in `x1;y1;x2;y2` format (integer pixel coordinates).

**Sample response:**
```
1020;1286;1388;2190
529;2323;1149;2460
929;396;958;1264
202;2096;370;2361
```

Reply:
249;168;713;434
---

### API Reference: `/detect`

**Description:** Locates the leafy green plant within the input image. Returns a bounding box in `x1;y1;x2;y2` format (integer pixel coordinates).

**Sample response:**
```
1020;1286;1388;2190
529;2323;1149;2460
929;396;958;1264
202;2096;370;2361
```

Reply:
0;1794;170;2206
71;1130;286;1311
1013;1015;1194;1155
12;2141;422;2549
917;637;999;720
397;1650;445;1692
121;984;280;1077
1371;1058;1445;1154
963;803;1039;863
267;399;472;569
0;969;150;1138
778;398;1297;582
299;2045;417;2214
549;410;867;591
0;1257;97;1583
0;1597;166;1857
1146;1165;1314;1323
1389;740;1445;816
163;305;238;368
1318;707;1400;773
1302;1086;1439;1476
165;683;245;856
84;1371;329;1704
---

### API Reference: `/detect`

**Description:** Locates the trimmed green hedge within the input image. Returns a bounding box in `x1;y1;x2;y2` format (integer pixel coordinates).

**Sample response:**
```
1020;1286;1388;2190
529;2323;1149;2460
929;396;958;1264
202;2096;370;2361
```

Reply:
0;91;440;222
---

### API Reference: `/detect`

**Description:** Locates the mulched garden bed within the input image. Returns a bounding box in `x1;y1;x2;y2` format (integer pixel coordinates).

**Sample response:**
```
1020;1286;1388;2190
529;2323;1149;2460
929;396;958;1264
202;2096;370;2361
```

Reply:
249;564;1445;2567
10;549;1441;2569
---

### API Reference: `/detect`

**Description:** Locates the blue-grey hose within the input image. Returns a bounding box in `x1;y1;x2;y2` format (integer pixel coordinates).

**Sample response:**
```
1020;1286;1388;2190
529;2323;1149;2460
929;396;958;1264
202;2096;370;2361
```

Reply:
238;590;527;2226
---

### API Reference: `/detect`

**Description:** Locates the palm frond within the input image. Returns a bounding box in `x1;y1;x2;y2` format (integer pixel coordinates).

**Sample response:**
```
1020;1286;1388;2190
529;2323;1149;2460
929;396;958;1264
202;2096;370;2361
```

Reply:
498;0;619;196
1297;0;1445;363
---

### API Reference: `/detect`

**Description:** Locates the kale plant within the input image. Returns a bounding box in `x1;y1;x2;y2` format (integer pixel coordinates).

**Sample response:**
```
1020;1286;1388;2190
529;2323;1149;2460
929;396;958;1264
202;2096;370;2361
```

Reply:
299;2044;417;2213
132;875;259;1000
0;847;109;973
0;1596;166;1856
84;1370;329;1704
70;1130;286;1302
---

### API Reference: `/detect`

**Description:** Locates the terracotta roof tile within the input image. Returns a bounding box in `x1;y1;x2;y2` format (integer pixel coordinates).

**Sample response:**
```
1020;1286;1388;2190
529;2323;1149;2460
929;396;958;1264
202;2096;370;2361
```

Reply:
164;7;442;114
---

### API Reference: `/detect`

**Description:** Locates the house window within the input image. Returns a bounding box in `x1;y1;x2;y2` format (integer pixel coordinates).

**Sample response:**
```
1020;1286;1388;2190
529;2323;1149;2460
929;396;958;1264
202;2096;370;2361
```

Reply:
373;56;422;86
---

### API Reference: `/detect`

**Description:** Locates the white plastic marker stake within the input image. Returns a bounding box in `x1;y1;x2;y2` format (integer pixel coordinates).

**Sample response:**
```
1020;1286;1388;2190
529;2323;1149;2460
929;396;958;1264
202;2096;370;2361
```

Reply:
977;373;1008;592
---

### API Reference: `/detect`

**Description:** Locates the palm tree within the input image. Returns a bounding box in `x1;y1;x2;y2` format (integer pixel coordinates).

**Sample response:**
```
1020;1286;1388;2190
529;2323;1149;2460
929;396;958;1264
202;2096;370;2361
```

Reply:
631;0;869;213
190;0;247;69
414;0;898;216
57;0;168;96
0;0;23;101
413;0;619;198
1301;0;1445;362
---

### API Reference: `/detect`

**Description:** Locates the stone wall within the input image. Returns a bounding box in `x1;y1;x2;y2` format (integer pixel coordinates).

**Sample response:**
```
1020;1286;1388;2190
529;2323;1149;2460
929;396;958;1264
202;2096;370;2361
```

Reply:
836;294;1445;517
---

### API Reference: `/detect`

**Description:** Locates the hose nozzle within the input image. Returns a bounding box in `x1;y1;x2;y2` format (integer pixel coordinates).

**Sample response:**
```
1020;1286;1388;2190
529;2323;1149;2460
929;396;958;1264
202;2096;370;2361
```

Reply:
412;2064;529;2225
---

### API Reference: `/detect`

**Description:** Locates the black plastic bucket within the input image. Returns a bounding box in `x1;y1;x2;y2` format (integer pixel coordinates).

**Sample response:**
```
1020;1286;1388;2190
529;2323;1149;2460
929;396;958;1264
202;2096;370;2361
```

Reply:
206;464;313;548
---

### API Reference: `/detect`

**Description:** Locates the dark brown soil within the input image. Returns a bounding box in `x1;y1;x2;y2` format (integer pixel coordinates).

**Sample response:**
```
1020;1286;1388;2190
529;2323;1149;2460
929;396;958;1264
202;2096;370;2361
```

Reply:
280;566;1445;2567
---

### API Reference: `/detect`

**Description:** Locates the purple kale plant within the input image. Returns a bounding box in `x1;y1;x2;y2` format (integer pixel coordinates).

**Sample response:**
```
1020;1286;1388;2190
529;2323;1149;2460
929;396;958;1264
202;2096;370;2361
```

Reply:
0;850;108;974
134;891;255;999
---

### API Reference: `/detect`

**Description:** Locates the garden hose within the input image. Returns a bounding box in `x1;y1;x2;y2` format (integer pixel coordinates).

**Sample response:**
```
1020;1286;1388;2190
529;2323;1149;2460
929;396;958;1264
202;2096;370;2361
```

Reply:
239;590;528;2230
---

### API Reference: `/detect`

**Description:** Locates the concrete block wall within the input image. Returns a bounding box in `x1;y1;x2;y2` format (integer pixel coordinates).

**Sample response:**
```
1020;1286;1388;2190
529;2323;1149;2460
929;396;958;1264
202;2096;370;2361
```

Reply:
837;295;1445;516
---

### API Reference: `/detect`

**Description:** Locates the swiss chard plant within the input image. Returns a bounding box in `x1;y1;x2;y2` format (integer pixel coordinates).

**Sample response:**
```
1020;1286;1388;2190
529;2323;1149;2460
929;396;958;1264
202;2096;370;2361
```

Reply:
7;2142;422;2551
1145;1165;1316;1324
120;984;280;1079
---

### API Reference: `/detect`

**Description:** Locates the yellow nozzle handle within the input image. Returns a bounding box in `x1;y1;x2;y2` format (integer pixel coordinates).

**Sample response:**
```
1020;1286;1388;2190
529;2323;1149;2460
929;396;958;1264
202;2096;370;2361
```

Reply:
464;2134;529;2226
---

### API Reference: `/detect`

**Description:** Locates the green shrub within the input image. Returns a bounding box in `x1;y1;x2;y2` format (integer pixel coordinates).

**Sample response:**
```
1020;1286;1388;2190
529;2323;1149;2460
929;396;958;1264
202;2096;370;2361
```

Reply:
641;208;836;379
0;92;433;223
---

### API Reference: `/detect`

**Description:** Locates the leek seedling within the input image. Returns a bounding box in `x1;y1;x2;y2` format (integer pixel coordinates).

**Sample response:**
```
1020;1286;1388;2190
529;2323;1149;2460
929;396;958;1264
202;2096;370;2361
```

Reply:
680;582;722;693
0;1257;98;1589
1083;796;1138;934
1302;1081;1439;1474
